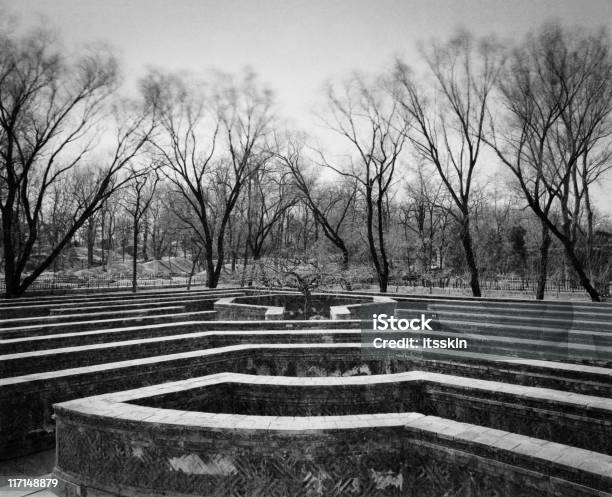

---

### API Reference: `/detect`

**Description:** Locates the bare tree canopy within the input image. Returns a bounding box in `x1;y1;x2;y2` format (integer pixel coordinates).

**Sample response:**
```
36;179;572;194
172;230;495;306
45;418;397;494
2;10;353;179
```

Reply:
399;165;451;273
319;73;409;292
142;68;275;288
488;23;612;301
276;135;356;269
394;31;504;297
0;26;155;297
122;166;159;292
1;16;610;300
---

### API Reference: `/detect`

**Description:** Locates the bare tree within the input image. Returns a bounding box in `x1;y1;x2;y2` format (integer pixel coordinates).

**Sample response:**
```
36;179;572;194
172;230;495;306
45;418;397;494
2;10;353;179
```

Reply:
148;183;176;261
394;31;503;297
399;165;450;272
264;256;328;317
0;28;155;297
143;69;274;288
122;167;159;292
72;168;108;269
277;137;356;269
244;158;296;261
488;23;612;301
319;74;409;292
98;189;121;270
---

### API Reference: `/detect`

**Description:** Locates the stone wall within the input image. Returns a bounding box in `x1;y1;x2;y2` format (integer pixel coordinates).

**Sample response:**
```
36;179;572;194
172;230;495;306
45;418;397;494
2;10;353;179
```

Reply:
4;342;612;458
214;297;285;320
127;373;612;455
214;293;396;321
53;380;612;497
330;295;397;320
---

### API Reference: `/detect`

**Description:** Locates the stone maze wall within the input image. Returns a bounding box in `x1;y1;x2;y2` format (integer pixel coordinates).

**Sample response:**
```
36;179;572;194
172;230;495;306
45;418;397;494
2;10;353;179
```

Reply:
54;373;612;497
0;287;611;496
214;292;382;320
126;373;612;454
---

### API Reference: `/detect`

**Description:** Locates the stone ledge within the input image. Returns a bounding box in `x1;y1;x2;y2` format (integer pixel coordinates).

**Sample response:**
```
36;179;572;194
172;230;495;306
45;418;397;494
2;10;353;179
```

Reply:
264;306;284;320
3;342;612;459
329;305;351;319
53;396;612;496
61;370;612;423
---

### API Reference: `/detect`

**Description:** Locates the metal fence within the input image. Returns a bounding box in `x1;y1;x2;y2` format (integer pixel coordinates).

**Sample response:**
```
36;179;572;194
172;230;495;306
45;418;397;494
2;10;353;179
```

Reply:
0;272;595;295
391;277;587;293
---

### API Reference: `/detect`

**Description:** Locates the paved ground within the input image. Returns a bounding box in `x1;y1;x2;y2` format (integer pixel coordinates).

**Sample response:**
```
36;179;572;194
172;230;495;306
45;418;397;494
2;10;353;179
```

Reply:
0;450;55;497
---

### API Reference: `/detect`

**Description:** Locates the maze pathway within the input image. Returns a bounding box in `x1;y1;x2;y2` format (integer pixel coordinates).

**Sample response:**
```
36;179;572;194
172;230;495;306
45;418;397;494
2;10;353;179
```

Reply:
0;288;610;497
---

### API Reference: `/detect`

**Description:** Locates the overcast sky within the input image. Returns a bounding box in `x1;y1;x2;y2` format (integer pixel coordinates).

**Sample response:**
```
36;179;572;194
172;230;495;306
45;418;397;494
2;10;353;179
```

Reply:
5;0;612;212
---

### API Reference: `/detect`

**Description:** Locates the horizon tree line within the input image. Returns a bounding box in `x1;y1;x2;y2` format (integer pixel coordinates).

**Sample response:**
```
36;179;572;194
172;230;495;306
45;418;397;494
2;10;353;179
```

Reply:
1;21;611;300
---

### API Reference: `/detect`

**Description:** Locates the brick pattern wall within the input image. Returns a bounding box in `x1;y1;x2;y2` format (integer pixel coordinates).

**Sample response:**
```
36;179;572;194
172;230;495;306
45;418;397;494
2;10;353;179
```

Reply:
53;404;611;497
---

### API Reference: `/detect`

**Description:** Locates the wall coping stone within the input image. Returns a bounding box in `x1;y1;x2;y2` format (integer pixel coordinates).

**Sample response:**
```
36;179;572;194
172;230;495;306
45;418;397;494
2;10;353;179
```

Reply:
58;371;612;416
3;324;609;363
3;341;611;387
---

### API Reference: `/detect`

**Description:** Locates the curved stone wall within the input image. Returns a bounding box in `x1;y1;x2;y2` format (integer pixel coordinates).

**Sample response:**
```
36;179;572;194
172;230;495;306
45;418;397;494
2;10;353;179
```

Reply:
213;292;396;320
53;373;612;497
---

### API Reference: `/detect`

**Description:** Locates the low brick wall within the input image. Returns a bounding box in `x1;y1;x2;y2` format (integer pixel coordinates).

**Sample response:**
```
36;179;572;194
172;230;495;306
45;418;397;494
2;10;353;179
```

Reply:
215;293;396;321
0;305;187;328
127;372;612;454
330;295;397;320
0;327;361;377
0;310;217;341
6;322;607;378
3;342;612;459
1;295;240;323
53;375;612;497
214;297;285;320
395;304;612;333
0;290;245;318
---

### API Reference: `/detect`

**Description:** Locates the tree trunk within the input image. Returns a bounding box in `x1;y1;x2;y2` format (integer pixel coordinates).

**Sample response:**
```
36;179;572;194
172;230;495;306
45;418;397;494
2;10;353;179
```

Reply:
142;218;148;261
365;187;385;293
536;223;551;300
460;216;481;297
561;239;601;302
132;216;138;293
2;209;20;298
204;242;218;288
378;275;388;293
302;284;312;316
240;245;249;287
187;247;203;291
100;215;106;267
584;183;594;282
341;247;349;271
86;220;95;269
377;194;390;293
